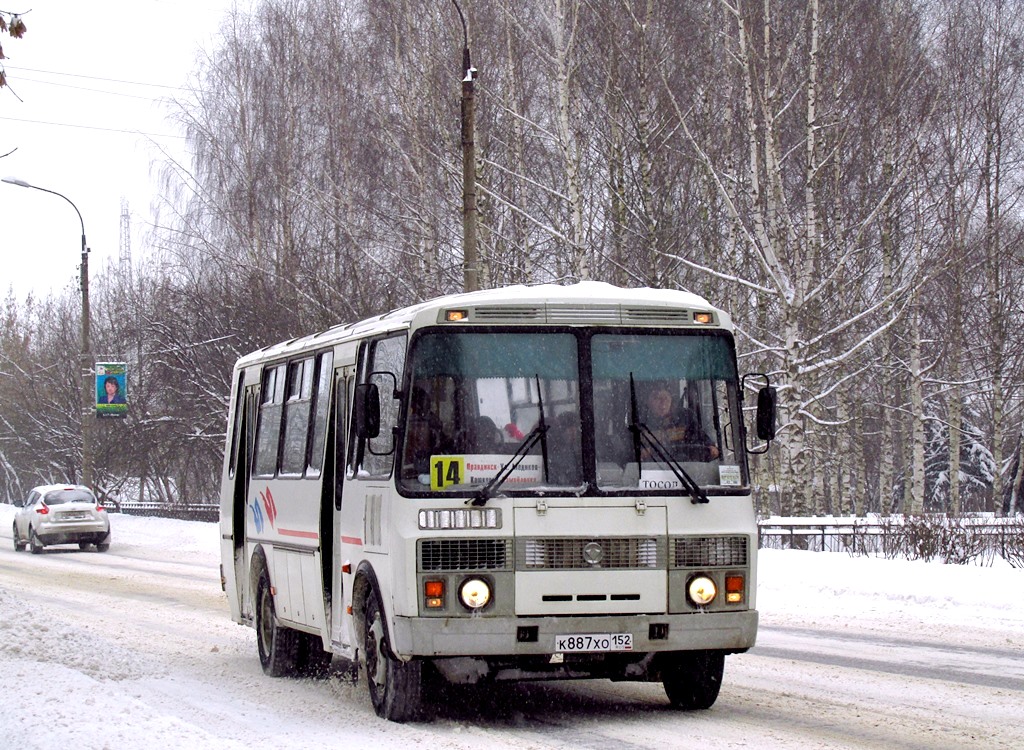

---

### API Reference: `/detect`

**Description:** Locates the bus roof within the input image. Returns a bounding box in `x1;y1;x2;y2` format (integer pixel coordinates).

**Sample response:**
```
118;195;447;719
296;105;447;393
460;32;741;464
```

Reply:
236;281;729;367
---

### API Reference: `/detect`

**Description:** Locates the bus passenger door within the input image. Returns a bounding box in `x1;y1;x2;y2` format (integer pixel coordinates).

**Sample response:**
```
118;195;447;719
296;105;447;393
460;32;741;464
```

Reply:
330;370;352;651
232;385;258;620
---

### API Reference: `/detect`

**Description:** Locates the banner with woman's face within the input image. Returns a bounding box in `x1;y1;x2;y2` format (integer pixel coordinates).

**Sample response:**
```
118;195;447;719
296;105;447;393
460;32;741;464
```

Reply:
96;362;128;417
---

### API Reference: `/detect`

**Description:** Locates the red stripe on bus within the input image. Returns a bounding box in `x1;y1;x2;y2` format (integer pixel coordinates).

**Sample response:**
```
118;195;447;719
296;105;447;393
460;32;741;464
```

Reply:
278;528;319;540
341;535;363;545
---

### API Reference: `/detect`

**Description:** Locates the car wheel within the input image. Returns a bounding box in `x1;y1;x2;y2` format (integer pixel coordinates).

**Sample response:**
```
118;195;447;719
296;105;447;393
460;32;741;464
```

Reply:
13;524;26;552
29;528;44;555
363;591;427;722
79;542;92;550
95;533;111;552
255;571;300;677
662;650;725;710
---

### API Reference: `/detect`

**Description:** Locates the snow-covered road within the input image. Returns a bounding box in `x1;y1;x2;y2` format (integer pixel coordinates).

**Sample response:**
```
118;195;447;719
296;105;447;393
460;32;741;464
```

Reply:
759;623;1024;692
1;508;1021;749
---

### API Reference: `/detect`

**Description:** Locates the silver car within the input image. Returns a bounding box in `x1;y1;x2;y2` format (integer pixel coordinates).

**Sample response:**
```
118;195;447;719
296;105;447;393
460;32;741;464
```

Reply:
12;484;111;554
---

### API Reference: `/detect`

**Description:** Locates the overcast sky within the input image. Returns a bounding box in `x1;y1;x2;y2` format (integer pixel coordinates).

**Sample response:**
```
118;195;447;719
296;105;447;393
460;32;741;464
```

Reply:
1;0;239;301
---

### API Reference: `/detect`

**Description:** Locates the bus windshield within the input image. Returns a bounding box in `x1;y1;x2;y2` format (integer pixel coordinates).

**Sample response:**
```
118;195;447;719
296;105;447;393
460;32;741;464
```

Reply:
591;333;744;492
398;329;745;495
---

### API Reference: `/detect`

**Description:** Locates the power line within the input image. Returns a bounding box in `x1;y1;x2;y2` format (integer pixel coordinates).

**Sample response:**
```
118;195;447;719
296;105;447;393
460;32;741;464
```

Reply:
0;115;186;139
8;75;170;101
3;65;186;91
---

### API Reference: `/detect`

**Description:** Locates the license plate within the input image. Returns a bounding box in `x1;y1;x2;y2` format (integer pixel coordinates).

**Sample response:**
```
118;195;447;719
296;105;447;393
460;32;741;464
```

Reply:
61;512;87;521
553;633;633;653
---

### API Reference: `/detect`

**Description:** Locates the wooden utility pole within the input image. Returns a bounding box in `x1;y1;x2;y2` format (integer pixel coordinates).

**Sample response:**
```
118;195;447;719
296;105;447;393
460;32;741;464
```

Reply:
453;0;479;292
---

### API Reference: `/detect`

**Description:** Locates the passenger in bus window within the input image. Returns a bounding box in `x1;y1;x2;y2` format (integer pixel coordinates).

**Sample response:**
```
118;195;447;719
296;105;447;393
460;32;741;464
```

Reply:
642;385;719;462
404;387;448;474
548;411;582;484
460;416;504;454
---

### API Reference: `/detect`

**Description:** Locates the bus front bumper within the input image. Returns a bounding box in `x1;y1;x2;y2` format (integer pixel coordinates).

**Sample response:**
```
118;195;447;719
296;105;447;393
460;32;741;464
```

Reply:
392;609;758;660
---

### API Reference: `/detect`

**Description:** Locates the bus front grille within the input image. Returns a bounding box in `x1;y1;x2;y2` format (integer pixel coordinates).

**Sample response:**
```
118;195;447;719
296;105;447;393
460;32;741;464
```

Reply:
419;538;513;571
516;537;666;570
671;535;748;568
418;535;748;572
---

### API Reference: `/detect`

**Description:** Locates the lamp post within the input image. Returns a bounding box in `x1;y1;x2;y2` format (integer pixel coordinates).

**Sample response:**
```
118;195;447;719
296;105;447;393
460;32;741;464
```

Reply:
2;176;94;488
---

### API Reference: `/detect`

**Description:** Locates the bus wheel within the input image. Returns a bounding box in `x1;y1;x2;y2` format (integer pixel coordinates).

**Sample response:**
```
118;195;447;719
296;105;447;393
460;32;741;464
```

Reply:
256;572;300;677
363;593;426;722
662;650;725;710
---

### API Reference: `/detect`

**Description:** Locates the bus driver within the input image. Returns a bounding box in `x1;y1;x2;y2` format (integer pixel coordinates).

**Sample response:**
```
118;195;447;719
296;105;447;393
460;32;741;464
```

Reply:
642;385;719;462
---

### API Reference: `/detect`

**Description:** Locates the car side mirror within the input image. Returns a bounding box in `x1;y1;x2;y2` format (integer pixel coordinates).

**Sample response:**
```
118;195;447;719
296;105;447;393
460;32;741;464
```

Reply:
13;498;24;508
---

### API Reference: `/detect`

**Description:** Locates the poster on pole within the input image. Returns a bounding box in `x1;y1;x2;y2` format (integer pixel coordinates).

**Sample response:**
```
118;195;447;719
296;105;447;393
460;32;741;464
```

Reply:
96;362;128;418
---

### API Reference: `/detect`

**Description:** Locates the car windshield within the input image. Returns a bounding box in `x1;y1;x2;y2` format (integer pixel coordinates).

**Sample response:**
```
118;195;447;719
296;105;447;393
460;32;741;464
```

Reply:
43;489;95;505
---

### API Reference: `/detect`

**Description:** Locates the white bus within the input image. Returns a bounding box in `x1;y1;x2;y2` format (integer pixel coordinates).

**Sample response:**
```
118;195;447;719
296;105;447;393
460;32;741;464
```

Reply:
219;281;776;721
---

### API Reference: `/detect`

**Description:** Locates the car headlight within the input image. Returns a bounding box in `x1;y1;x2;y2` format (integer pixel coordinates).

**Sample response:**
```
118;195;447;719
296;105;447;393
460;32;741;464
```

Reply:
459;578;492;610
688;575;717;607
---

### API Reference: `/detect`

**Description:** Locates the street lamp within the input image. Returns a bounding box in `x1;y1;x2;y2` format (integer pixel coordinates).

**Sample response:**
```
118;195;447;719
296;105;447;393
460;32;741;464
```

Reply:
2;176;94;488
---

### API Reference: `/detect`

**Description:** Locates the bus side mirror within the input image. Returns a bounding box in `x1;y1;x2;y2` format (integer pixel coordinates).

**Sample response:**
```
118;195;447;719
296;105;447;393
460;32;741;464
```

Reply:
354;383;381;439
756;386;777;441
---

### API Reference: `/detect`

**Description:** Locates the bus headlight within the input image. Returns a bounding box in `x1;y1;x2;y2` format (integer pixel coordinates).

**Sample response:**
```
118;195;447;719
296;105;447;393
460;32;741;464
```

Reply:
459;578;492;610
687;575;717;607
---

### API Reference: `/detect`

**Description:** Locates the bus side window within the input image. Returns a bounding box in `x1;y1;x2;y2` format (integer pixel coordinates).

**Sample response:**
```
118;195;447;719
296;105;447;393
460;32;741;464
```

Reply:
281;357;315;475
356;335;406;479
335;373;349;506
253;364;286;477
306;351;334;477
345;374;358;479
227;371;245;478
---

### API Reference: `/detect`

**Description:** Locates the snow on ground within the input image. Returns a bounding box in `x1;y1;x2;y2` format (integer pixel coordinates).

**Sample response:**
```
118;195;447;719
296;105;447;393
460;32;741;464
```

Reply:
1;504;1022;749
758;541;1024;648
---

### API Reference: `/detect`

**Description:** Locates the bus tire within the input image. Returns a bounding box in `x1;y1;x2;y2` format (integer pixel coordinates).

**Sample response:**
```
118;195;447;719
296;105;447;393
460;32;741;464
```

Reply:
363;592;426;722
256;572;300;677
662;650;725;710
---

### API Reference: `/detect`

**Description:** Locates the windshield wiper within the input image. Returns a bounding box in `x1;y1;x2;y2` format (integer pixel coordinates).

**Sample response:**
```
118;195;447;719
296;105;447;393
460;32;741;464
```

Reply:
628;374;709;504
469;375;550;507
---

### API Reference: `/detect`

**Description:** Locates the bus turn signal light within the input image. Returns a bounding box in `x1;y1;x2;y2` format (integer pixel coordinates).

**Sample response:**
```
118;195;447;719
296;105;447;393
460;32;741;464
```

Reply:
725;574;744;603
445;309;469;322
425;580;445;608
